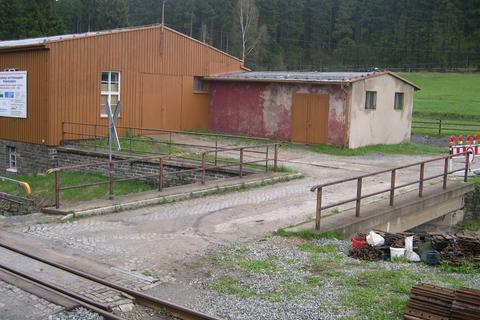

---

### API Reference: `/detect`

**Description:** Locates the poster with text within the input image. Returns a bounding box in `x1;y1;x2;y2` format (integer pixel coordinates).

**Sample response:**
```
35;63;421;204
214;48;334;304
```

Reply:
0;71;27;118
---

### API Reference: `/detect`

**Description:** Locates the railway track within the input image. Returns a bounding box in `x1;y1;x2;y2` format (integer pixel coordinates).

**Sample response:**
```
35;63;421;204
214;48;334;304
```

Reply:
0;241;220;320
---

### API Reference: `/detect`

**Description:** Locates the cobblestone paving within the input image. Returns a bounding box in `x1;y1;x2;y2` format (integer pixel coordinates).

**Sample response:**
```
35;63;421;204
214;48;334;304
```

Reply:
0;279;63;319
14;151;455;276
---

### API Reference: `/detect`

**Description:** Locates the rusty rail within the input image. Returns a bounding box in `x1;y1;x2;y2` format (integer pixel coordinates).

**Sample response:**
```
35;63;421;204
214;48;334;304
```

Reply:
48;143;280;209
310;153;471;231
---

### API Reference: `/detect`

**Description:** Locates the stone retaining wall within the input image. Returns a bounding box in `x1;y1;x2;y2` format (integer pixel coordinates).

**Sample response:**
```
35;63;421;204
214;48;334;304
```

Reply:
464;185;480;219
0;139;57;174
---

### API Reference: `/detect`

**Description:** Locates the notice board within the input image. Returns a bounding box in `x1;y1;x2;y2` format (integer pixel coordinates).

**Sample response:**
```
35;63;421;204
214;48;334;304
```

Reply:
0;71;27;118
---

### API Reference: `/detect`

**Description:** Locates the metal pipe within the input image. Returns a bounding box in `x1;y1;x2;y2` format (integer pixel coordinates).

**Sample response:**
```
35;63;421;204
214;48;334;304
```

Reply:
390;169;396;206
443;157;449;189
315;187;322;231
55;171;60;209
239;148;244;178
201;153;206;184
419;163;425;197
159;158;164;192
356;177;362;217
109;162;114;200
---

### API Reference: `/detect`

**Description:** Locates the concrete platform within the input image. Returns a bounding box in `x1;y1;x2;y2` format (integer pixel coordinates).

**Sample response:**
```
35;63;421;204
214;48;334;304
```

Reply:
290;181;475;238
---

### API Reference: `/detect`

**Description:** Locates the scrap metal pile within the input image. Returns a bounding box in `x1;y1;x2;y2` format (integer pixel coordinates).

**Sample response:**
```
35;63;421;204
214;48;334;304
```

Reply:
349;230;480;266
405;283;480;320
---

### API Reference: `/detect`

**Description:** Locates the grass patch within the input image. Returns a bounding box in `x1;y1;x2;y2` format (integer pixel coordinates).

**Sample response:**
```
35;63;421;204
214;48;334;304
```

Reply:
438;262;480;274
211;249;278;274
343;269;421;319
208;275;256;299
81;136;186;155
401;73;480;120
0;172;155;204
307;143;445;156
275;228;344;240
461;217;480;231
298;243;337;255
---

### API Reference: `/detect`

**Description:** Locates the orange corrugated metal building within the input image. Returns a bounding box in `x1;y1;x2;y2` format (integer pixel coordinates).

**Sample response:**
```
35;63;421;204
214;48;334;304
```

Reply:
0;24;244;147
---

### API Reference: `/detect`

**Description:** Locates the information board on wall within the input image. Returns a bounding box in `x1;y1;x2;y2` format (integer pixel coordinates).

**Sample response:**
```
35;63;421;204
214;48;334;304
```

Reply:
0;71;27;118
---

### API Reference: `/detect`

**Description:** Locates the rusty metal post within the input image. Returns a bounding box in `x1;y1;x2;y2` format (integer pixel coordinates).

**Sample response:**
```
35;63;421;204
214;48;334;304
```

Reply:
419;163;425;197
273;144;278;172
54;171;60;209
159;157;164;191
265;146;269;172
61;122;65;142
315;187;322;231
169;132;172;155
356;177;362;217
239;148;244;178
390;169;396;206
109;162;114;200
201;152;206;184
214;136;218;166
443;157;449;189
465;151;470;182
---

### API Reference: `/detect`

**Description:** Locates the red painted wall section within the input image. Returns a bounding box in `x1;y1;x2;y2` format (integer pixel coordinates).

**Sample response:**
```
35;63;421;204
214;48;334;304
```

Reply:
209;81;346;146
209;82;269;137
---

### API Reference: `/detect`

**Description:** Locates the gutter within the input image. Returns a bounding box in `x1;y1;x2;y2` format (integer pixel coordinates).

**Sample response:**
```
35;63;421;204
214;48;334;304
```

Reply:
340;83;351;149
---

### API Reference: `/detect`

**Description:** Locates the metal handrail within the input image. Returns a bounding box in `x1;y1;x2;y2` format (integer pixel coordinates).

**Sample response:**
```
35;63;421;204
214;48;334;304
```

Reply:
48;142;280;209
310;152;471;231
0;176;31;195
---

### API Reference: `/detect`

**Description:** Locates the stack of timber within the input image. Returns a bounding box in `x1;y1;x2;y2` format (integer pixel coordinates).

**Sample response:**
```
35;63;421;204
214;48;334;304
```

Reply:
405;283;480;320
431;234;480;266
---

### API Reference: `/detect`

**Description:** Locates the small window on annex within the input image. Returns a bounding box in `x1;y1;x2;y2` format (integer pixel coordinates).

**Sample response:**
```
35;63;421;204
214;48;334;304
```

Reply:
101;71;121;117
7;146;17;172
193;76;207;92
365;91;377;110
394;92;404;110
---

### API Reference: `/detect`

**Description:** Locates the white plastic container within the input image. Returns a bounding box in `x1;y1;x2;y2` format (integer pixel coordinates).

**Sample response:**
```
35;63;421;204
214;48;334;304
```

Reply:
390;247;406;261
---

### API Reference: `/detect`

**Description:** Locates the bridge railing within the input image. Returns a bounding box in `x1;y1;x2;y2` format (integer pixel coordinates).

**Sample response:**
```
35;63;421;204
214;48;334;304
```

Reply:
310;153;471;231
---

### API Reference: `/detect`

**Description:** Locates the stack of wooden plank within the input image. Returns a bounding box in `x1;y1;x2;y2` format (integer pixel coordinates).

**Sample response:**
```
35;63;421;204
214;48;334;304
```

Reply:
405;283;480;320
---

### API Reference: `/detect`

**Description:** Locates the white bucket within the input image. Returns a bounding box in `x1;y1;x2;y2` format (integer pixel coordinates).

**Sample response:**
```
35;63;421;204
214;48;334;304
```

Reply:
390;247;406;261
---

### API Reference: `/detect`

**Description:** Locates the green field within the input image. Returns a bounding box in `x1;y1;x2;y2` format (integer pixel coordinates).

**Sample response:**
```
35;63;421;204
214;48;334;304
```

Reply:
401;73;480;120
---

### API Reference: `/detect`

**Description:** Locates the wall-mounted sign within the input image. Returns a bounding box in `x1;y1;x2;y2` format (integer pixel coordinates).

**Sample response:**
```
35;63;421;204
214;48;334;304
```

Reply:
0;71;27;118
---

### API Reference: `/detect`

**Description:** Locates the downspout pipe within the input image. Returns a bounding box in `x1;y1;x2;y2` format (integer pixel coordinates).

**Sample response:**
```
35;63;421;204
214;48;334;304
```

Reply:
340;83;351;149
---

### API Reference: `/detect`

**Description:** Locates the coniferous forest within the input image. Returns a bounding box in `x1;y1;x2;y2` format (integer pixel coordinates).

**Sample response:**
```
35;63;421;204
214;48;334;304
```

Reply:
0;0;479;71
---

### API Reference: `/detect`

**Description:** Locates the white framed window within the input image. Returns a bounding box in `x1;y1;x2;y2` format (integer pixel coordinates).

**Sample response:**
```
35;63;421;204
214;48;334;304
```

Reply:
7;146;17;172
394;92;404;110
365;91;377;110
100;71;121;117
193;76;208;92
